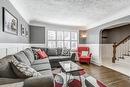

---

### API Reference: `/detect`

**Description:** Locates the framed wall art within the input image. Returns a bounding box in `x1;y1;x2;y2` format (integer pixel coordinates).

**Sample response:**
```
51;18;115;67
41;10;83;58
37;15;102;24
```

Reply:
21;24;25;36
3;7;18;35
25;28;29;37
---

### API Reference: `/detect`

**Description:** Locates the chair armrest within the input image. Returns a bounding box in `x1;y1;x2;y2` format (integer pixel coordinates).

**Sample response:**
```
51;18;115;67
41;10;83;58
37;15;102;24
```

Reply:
78;52;81;57
24;76;54;87
88;53;92;57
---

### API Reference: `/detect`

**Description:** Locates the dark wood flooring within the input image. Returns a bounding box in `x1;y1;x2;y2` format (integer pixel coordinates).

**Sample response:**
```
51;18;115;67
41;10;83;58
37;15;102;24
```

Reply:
79;63;130;87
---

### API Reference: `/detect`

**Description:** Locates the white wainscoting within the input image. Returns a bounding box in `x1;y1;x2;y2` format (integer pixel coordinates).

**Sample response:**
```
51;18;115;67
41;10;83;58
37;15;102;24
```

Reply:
30;44;46;48
0;43;30;59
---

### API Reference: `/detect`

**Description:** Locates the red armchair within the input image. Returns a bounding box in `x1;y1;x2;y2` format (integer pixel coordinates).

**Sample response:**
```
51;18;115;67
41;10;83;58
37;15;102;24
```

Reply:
77;47;92;64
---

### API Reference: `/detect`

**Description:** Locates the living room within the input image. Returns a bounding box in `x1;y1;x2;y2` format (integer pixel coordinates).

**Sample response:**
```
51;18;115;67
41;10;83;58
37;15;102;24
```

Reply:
0;0;130;87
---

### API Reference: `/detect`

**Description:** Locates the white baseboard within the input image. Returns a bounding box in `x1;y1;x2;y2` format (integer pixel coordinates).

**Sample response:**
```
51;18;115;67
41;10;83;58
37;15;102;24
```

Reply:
91;61;102;66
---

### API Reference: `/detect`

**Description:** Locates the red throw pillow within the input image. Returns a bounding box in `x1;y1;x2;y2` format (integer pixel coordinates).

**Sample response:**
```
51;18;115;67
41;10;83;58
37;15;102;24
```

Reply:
36;49;48;59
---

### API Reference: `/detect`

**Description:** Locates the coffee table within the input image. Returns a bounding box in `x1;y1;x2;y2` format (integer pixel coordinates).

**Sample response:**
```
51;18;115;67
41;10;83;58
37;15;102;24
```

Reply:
59;61;84;86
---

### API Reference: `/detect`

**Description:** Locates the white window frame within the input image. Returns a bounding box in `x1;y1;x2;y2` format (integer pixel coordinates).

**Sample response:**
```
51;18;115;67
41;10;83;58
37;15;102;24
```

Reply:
47;30;78;49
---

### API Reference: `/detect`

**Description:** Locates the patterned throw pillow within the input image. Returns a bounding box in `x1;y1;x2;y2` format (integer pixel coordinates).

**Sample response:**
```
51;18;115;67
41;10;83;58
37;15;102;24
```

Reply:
81;51;88;57
36;49;48;59
62;47;70;56
11;60;41;78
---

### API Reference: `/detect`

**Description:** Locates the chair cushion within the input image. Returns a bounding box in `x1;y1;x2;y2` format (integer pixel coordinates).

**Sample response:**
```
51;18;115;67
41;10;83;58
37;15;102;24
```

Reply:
31;63;51;71
23;48;35;63
14;52;31;66
47;48;58;56
0;55;17;78
31;58;49;65
11;60;41;78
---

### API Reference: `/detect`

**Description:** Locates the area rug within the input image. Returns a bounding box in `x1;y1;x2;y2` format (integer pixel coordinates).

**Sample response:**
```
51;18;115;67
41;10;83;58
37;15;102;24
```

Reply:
52;68;107;87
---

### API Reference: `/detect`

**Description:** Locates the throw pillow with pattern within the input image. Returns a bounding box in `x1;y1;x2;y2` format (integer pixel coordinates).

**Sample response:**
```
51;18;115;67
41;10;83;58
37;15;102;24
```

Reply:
11;60;41;78
62;47;70;56
32;49;41;60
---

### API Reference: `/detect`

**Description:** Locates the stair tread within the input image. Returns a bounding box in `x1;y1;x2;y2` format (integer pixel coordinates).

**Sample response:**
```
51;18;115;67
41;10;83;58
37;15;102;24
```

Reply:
118;57;124;59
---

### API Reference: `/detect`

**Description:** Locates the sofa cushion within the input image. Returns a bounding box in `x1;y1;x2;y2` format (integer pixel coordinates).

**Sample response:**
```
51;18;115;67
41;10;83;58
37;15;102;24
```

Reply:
23;48;35;63
24;75;54;87
0;78;24;85
39;70;53;77
0;81;24;87
47;48;57;56
0;55;17;78
14;52;31;66
31;63;51;71
31;58;49;65
11;60;42;78
49;56;70;60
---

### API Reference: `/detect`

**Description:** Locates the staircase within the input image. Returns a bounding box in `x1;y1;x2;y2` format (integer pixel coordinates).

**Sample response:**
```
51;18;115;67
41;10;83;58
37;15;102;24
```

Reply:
112;35;130;66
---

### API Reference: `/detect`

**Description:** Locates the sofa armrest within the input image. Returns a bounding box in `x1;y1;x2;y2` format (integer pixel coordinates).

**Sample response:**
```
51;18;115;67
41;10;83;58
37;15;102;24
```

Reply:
24;76;54;87
70;53;76;62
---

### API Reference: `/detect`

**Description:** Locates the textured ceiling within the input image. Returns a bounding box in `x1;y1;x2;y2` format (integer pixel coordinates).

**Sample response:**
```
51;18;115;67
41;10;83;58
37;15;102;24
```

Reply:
9;0;130;28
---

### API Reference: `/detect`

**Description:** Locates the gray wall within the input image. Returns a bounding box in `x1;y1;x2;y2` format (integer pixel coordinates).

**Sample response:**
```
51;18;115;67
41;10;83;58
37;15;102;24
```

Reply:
29;21;80;45
102;24;130;44
30;25;45;44
87;28;101;44
0;0;29;43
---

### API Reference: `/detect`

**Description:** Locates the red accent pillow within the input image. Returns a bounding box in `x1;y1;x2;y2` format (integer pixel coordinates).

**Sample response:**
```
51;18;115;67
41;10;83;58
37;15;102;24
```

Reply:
36;49;48;59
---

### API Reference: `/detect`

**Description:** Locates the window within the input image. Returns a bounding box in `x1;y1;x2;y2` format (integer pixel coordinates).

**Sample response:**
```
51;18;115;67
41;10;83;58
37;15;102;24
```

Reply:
48;31;56;40
71;32;77;40
48;30;78;49
64;41;70;49
57;31;63;40
48;41;56;48
48;31;56;48
64;32;70;40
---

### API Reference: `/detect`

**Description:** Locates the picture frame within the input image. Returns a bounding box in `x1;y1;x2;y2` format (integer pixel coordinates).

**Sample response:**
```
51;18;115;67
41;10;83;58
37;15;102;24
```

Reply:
25;28;29;37
21;24;25;36
2;7;18;35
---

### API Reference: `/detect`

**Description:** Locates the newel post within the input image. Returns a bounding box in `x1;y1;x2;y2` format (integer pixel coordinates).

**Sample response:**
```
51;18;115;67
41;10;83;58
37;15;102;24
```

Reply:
112;42;117;63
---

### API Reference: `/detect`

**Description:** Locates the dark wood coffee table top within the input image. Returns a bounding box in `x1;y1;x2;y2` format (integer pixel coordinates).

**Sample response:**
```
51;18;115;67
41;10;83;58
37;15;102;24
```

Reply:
59;61;84;73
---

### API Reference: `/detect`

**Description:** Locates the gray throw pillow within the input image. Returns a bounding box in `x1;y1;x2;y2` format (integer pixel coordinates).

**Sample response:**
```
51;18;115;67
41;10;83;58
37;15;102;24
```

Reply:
11;60;42;78
47;48;58;56
23;48;35;63
14;52;31;66
57;48;62;56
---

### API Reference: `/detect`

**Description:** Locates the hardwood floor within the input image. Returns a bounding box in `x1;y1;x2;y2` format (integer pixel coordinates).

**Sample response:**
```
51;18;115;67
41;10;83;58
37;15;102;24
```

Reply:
79;63;130;87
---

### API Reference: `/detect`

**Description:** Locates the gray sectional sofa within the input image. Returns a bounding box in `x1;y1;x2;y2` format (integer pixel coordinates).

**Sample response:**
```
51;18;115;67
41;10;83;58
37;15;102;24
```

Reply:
0;47;75;87
0;48;53;87
31;47;75;68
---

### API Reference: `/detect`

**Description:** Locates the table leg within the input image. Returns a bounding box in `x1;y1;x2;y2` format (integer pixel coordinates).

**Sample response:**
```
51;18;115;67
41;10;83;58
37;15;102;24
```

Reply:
66;73;67;87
